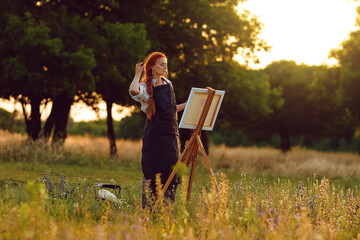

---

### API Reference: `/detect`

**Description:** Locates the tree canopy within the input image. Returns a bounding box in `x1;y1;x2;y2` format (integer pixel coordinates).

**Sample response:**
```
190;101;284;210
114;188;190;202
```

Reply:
0;0;271;147
2;0;358;154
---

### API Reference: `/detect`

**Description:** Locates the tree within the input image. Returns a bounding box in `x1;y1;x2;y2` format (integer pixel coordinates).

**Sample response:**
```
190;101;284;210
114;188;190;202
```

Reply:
36;7;98;144
251;61;351;152
94;21;150;156
35;0;269;151
1;0;273;154
307;66;351;134
0;12;66;140
116;0;270;149
37;1;150;151
257;61;317;152
330;10;360;152
332;30;360;121
117;0;268;98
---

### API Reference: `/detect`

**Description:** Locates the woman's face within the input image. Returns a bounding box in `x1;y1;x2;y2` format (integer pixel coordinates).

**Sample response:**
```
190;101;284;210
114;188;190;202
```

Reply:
152;57;167;76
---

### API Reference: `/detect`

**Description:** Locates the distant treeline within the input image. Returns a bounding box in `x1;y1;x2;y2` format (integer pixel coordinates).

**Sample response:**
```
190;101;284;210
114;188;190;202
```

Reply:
1;108;359;153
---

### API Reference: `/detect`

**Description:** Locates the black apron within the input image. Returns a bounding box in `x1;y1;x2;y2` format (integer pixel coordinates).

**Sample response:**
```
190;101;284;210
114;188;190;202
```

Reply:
141;79;180;185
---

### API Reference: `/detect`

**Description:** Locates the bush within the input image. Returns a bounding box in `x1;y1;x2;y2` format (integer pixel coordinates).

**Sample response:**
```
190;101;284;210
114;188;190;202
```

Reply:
118;111;145;140
0;108;26;133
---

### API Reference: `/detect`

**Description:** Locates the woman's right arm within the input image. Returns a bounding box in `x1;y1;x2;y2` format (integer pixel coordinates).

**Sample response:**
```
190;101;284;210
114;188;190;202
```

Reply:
129;62;144;96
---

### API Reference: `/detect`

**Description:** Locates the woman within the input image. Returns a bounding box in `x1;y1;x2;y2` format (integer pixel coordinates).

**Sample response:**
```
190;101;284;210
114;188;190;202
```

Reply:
129;52;186;207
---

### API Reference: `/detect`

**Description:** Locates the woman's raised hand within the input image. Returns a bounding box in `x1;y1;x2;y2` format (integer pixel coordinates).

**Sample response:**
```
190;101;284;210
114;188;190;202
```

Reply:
129;62;143;95
135;61;144;76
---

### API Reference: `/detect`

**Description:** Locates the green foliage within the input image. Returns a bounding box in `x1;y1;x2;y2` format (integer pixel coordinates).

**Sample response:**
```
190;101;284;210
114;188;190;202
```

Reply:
1;0;359;154
240;61;353;152
332;28;360;121
67;120;120;137
0;108;13;130
210;128;360;152
66;115;146;139
0;108;26;133
210;128;253;147
118;111;146;140
116;0;268;101
0;0;271;144
0;12;65;100
0;6;98;140
95;21;150;105
203;61;281;125
307;66;351;135
310;137;360;152
263;61;315;134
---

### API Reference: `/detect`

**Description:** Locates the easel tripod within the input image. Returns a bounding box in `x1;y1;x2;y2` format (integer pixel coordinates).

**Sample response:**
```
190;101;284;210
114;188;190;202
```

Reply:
162;87;219;202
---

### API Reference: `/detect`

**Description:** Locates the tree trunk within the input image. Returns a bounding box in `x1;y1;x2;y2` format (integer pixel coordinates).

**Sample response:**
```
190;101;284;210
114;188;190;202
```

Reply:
279;124;291;153
20;101;30;136
28;97;41;140
52;97;73;145
41;101;57;140
106;100;118;157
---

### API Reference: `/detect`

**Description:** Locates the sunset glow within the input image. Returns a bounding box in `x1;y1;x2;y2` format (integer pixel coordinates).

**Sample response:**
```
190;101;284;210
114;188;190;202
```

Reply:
0;98;133;122
237;0;359;68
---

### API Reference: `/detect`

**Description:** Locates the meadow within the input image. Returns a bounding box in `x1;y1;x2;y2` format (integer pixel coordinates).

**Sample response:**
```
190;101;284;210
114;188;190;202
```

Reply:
0;130;360;239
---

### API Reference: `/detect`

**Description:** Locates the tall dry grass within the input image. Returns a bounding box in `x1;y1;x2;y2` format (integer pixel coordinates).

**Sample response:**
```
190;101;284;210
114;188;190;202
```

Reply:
1;130;360;178
64;135;142;162
0;130;24;145
210;144;360;179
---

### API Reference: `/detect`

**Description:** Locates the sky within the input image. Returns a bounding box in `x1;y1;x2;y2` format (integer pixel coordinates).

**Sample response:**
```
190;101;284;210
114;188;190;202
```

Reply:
0;100;133;122
236;0;359;69
1;0;359;121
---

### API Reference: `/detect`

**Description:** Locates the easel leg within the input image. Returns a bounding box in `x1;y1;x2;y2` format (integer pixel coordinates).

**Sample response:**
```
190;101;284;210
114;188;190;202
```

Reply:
187;144;198;202
162;135;196;194
183;137;198;166
196;135;219;190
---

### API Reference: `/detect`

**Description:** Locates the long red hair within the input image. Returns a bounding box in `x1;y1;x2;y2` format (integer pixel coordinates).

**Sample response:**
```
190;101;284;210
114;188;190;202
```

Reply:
141;52;167;120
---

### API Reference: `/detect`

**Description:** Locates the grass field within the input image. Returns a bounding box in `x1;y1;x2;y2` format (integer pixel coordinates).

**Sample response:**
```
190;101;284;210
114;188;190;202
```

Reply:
1;130;360;239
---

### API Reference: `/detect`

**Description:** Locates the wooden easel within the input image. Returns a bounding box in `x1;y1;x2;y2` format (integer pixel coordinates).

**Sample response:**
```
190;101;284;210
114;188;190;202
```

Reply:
162;87;219;202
